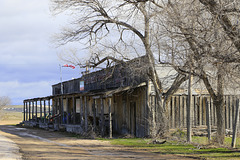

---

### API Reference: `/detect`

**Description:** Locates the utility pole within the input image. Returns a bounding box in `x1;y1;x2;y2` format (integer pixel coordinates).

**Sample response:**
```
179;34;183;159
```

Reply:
187;56;193;143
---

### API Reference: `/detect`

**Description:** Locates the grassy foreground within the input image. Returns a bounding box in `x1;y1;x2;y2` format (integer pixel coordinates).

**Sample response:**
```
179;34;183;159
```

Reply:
101;137;240;160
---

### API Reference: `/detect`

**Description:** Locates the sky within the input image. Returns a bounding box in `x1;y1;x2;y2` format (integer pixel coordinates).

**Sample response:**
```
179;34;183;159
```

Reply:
0;0;83;105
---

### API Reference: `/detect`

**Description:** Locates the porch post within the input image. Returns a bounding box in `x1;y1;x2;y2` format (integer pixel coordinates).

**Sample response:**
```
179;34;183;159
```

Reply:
55;98;58;124
29;101;31;120
26;102;28;121
61;96;64;124
40;100;42;123
44;100;46;123
84;96;88;132
122;95;127;127
66;97;69;124
23;101;26;121
72;96;76;124
48;99;51;123
109;98;112;138
80;96;84;127
101;97;104;137
92;99;96;132
32;101;34;121
35;101;38;121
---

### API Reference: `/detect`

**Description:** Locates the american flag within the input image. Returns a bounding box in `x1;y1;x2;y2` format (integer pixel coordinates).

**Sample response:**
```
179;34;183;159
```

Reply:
63;64;75;69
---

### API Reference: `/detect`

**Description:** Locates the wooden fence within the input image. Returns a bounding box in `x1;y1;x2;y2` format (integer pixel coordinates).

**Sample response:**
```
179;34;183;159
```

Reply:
168;95;240;130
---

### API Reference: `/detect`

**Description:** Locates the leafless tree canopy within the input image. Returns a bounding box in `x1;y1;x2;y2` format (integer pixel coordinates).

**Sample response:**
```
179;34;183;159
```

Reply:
154;0;240;144
0;96;11;110
51;0;240;142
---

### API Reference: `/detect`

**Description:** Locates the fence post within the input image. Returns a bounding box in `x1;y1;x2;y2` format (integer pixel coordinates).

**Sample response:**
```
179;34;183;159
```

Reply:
228;96;232;130
171;96;175;128
231;99;240;148
206;99;211;142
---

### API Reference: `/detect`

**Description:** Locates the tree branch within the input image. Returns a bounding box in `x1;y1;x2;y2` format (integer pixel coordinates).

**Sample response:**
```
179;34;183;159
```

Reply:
86;56;126;68
199;0;240;52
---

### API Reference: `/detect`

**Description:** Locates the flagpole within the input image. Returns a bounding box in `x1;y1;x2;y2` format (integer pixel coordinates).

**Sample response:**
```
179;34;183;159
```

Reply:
59;64;64;124
59;63;75;124
59;64;63;94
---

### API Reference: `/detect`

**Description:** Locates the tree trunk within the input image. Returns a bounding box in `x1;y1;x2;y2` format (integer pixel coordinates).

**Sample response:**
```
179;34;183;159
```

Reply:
146;47;170;137
155;99;169;137
215;64;225;144
142;3;169;137
214;97;225;144
201;65;225;144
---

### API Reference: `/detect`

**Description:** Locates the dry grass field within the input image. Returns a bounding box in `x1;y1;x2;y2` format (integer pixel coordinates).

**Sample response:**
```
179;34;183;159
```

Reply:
0;105;23;125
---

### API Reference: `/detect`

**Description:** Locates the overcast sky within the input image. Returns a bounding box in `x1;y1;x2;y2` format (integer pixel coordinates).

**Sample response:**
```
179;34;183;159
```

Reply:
0;0;82;105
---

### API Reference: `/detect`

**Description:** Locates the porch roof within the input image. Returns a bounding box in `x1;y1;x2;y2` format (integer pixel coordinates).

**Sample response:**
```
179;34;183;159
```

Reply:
23;82;147;102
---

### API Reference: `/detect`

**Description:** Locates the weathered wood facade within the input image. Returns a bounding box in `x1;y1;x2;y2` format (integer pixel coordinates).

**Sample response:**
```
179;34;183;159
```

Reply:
24;85;148;137
167;95;240;131
23;94;240;137
23;57;240;137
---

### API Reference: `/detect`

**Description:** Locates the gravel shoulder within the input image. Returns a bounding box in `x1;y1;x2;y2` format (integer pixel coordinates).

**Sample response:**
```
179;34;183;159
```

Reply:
0;132;22;160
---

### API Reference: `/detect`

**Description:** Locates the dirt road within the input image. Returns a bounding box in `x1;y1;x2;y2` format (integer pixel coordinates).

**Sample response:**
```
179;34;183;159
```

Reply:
0;125;197;160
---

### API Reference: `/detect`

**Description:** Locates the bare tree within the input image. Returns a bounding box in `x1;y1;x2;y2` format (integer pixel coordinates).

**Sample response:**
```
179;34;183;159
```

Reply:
0;96;11;110
51;0;240;142
199;0;240;52
154;0;240;144
50;0;188;137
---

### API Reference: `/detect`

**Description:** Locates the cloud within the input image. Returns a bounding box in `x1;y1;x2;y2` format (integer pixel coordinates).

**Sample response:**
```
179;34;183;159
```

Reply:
0;0;82;105
0;0;63;66
0;0;48;16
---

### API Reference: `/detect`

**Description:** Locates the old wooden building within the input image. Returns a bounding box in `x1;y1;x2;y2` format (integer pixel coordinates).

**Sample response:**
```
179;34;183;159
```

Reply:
24;57;151;137
23;56;240;137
